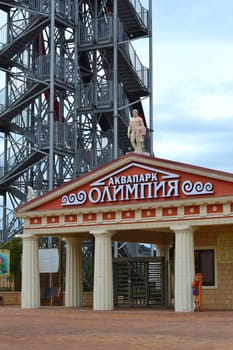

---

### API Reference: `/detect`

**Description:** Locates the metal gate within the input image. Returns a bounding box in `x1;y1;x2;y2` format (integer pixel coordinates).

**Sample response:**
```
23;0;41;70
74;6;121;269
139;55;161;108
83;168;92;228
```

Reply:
113;257;167;308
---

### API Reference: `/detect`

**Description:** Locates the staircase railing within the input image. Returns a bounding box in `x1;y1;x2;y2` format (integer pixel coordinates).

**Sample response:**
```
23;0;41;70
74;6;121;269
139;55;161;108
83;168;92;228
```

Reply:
0;122;76;181
129;0;149;28
0;13;42;50
37;54;75;86
79;17;148;90
0;54;75;116
77;80;131;122
0;209;23;242
0;0;75;50
119;39;149;89
0;136;43;180
0;79;37;115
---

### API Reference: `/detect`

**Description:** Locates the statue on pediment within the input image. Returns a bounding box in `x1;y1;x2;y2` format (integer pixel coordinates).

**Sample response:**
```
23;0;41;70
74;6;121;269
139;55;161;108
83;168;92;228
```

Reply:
127;109;146;152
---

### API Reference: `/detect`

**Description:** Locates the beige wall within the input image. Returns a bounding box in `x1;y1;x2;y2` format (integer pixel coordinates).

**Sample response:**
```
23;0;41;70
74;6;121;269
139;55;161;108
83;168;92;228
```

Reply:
0;292;21;305
0;292;93;307
195;227;233;310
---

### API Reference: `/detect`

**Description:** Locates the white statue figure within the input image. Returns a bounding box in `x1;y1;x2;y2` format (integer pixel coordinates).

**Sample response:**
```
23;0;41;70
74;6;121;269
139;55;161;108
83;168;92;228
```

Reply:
27;186;35;201
127;109;146;152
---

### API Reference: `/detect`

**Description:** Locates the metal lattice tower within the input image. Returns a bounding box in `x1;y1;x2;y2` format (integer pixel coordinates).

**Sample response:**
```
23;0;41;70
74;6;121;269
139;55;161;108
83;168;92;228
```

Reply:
0;0;152;241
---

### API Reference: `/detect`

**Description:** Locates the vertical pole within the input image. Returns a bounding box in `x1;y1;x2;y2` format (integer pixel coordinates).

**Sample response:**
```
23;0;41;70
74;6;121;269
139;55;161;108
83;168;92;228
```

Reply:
199;273;203;310
150;244;154;257
2;196;7;242
74;0;78;177
3;99;8;241
114;241;118;258
48;2;55;288
3;134;7;241
49;0;55;190
148;0;153;156
113;0;118;159
93;50;97;169
113;0;118;255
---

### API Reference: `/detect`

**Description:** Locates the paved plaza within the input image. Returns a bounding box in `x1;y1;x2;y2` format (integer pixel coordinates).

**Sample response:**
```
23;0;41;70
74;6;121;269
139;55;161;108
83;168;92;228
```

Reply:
1;307;233;349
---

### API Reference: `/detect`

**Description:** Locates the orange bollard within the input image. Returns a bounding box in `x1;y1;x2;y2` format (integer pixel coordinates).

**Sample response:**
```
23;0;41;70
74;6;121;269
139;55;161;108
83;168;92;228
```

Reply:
198;273;203;311
192;273;203;311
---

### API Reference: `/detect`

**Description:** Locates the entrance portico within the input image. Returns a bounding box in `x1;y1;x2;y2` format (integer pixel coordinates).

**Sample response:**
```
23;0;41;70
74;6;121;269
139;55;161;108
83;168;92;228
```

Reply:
15;153;233;311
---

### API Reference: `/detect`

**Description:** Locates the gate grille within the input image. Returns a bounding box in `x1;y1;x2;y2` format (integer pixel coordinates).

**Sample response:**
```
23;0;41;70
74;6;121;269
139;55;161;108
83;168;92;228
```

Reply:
113;257;167;308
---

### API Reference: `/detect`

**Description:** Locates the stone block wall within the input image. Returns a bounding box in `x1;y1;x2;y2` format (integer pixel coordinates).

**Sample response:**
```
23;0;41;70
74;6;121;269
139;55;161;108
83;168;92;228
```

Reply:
195;228;233;310
0;291;93;307
0;292;21;305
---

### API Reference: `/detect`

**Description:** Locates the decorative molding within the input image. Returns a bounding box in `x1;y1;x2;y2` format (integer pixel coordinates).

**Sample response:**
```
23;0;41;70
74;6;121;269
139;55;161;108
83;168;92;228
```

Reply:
182;180;214;196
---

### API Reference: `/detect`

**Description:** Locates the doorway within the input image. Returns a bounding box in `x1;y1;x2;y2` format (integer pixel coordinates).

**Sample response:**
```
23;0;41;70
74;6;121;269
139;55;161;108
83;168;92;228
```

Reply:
113;257;167;308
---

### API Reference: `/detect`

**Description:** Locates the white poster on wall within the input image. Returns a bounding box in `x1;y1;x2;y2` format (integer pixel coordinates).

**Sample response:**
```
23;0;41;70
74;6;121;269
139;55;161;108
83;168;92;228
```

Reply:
39;248;59;273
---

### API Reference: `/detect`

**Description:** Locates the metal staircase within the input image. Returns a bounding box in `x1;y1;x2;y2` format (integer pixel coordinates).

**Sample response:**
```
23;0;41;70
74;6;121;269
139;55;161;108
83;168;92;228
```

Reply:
0;17;50;69
118;0;149;38
0;0;153;241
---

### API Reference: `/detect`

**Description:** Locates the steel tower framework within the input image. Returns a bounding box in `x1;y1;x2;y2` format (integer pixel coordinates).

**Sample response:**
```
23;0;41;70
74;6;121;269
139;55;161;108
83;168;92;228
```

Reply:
0;0;152;241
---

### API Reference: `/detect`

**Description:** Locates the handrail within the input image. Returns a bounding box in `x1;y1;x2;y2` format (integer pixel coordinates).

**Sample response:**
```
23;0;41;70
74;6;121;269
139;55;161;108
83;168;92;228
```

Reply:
0;54;74;114
78;16;149;89
130;0;149;28
37;54;75;85
0;12;40;50
0;210;23;242
119;39;149;89
0;122;76;180
77;80;131;121
0;0;75;50
0;23;7;49
0;79;36;114
0;136;38;178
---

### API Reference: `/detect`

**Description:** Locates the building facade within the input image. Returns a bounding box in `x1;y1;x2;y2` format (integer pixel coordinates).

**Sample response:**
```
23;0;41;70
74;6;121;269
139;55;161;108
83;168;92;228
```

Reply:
15;152;233;311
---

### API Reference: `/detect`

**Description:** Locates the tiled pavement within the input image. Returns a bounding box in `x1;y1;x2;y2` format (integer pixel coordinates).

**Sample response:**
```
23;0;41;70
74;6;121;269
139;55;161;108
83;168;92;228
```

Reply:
1;307;233;349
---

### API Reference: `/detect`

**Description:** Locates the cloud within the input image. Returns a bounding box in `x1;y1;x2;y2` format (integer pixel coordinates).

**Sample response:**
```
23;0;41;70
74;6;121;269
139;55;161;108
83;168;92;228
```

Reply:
154;83;233;171
189;93;233;120
160;79;233;122
155;0;233;42
152;9;233;172
155;125;233;172
155;41;233;96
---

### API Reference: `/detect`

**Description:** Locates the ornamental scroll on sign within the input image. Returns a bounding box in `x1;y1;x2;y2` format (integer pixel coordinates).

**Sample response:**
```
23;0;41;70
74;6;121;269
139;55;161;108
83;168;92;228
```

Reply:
217;233;233;263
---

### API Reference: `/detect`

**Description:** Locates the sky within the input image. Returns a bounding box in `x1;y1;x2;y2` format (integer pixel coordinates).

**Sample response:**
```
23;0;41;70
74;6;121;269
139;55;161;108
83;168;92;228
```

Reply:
140;0;233;173
1;1;233;174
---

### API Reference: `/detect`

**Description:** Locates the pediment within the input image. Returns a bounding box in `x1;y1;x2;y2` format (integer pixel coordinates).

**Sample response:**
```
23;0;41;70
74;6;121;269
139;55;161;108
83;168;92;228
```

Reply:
16;153;233;215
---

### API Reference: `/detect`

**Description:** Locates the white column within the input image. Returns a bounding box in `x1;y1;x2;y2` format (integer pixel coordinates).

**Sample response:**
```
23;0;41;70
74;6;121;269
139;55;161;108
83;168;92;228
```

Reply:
65;238;82;307
156;243;171;306
156;244;170;261
21;234;40;309
171;225;195;312
91;230;113;311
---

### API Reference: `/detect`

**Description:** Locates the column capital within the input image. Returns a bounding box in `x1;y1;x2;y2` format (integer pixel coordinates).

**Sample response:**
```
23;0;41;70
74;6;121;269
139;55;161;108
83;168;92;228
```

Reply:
63;237;83;244
170;225;196;234
20;233;39;241
90;229;115;238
